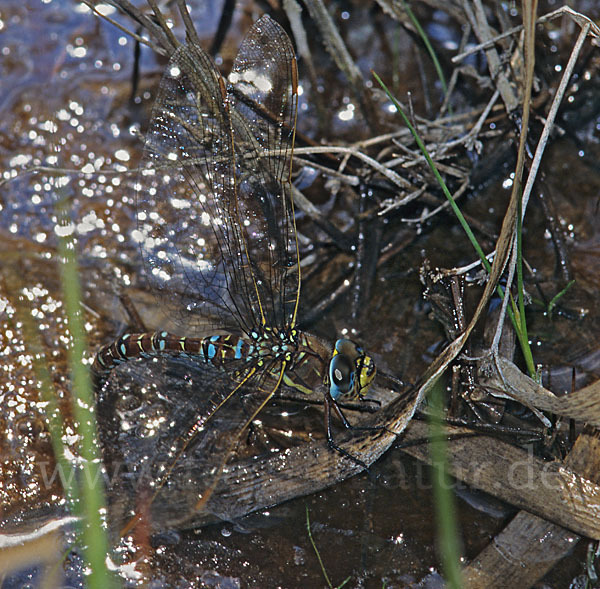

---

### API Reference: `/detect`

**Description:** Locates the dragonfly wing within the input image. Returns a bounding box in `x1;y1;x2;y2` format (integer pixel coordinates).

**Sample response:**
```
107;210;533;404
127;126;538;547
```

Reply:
113;16;302;532
135;16;299;335
227;16;300;330
136;42;254;334
97;354;281;531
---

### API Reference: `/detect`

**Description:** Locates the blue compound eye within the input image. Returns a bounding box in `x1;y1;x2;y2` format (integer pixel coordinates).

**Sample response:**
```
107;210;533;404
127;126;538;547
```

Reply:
335;338;359;357
329;354;355;400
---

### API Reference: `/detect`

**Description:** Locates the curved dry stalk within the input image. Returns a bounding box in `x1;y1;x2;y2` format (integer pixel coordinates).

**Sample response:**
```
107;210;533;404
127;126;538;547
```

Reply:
479;356;600;427
487;17;593;385
520;22;592;219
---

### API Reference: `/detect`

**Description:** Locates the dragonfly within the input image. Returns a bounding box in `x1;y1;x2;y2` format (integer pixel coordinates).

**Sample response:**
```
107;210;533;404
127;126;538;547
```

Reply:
93;15;377;532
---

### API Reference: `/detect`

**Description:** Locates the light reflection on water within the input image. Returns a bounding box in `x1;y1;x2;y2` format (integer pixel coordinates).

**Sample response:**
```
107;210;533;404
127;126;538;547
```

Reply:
2;0;600;587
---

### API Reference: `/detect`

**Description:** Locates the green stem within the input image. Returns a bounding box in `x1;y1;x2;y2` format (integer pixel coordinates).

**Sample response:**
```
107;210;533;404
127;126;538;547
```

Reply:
55;189;114;588
428;380;463;588
400;0;450;108
373;72;536;378
515;193;535;377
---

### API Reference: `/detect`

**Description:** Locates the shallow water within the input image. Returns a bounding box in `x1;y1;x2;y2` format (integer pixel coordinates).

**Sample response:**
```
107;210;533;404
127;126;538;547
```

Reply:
2;0;600;586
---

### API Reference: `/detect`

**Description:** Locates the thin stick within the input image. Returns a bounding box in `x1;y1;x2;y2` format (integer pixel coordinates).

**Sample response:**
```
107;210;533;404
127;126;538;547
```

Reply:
78;0;166;56
291;146;412;189
147;0;180;52
520;23;591;220
453;5;600;63
175;0;201;47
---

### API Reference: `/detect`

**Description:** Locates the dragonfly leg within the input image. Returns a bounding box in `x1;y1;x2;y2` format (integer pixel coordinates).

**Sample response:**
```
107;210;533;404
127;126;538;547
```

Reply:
331;392;390;435
323;391;368;470
118;292;148;332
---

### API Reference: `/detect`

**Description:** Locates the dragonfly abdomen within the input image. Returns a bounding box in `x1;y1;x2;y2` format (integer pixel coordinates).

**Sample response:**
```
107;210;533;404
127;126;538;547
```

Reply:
92;331;252;382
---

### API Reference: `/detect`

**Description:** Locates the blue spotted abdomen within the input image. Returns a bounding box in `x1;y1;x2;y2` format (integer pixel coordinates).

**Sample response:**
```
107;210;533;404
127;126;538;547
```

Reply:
92;331;254;382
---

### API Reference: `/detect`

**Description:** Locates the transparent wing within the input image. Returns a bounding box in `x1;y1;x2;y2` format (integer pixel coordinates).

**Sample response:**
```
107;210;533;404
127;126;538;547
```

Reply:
135;15;299;335
227;16;300;330
97;354;287;531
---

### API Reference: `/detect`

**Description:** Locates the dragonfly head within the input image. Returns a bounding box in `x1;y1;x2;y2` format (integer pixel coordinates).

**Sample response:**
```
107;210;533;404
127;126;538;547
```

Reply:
327;339;376;401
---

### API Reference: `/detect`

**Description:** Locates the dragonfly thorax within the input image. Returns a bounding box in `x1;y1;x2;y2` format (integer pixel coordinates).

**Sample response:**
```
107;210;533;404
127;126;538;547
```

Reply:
249;325;300;364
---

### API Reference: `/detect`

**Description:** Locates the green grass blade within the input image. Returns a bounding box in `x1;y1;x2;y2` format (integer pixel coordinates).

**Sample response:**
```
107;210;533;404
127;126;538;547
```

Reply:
373;72;537;377
547;280;575;315
306;506;335;588
54;178;114;588
428;379;463;588
306;506;332;588
372;72;486;267
400;0;449;101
